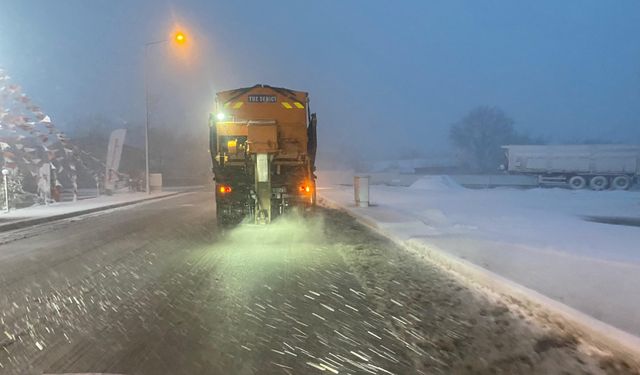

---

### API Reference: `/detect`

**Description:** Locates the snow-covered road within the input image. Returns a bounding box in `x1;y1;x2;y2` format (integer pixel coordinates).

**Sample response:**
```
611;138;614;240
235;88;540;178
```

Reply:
1;192;632;374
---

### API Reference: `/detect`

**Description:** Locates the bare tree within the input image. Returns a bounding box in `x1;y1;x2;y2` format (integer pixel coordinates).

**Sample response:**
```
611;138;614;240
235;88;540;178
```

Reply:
450;106;521;172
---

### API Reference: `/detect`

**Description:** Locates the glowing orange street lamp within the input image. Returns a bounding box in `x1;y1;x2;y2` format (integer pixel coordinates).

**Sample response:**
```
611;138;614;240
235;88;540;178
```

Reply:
174;32;186;45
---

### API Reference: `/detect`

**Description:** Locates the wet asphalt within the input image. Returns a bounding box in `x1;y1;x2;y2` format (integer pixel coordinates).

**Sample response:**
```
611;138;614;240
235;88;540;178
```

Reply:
0;192;636;375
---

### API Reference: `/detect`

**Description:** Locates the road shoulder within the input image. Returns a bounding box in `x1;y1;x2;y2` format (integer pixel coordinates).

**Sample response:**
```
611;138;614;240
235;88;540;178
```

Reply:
318;192;640;369
0;191;189;233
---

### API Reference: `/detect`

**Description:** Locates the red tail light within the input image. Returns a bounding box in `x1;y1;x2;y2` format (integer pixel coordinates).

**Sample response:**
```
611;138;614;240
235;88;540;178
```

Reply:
218;185;232;194
299;184;312;194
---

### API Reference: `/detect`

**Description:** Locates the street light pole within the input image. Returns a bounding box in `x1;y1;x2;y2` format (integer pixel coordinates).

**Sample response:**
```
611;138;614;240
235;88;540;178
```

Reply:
144;43;151;195
143;39;167;195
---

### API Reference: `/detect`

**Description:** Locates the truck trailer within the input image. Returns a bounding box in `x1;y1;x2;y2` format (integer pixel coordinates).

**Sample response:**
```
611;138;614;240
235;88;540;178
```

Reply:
209;85;317;224
502;144;640;190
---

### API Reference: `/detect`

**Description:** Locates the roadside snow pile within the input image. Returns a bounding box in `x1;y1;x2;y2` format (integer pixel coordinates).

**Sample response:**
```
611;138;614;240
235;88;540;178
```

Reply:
319;182;640;338
409;175;464;191
418;208;451;226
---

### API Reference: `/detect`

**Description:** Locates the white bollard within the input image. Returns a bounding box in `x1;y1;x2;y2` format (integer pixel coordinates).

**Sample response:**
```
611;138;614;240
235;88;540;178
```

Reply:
354;175;369;207
149;173;163;193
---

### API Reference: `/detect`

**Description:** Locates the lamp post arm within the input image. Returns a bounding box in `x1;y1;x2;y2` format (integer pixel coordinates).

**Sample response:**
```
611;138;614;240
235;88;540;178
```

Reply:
144;39;168;47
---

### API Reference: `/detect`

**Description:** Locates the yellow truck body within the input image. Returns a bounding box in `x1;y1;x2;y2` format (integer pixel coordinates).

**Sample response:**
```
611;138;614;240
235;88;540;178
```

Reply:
209;84;317;224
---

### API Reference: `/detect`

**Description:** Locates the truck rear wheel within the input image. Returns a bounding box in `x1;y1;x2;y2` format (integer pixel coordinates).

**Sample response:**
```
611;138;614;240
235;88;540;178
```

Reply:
216;201;247;227
612;175;631;190
589;176;608;191
568;175;587;190
215;203;233;226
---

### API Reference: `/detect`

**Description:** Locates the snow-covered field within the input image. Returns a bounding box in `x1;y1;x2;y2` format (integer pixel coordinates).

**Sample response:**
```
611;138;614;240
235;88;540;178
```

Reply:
318;173;640;339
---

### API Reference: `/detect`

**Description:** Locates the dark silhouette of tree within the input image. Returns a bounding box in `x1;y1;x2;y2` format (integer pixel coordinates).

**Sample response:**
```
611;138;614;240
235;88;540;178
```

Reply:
450;106;541;172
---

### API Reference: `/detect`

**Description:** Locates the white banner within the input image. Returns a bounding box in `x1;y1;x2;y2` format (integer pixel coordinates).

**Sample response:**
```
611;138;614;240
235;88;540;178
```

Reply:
105;129;126;191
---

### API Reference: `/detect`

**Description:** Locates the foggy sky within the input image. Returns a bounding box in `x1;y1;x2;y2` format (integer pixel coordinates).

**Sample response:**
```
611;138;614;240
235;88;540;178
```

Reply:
2;0;639;159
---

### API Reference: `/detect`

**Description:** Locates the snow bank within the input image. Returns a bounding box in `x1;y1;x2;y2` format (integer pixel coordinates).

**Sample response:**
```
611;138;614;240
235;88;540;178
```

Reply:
409;175;464;191
319;183;640;340
0;191;179;222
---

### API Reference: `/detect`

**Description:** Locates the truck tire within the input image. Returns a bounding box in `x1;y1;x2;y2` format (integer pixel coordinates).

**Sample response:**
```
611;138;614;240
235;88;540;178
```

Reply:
215;204;232;227
568;175;587;190
611;175;631;190
216;202;245;227
589;176;608;191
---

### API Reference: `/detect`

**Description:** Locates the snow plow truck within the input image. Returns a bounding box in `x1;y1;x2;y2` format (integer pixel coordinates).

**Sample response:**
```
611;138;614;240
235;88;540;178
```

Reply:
209;85;317;225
